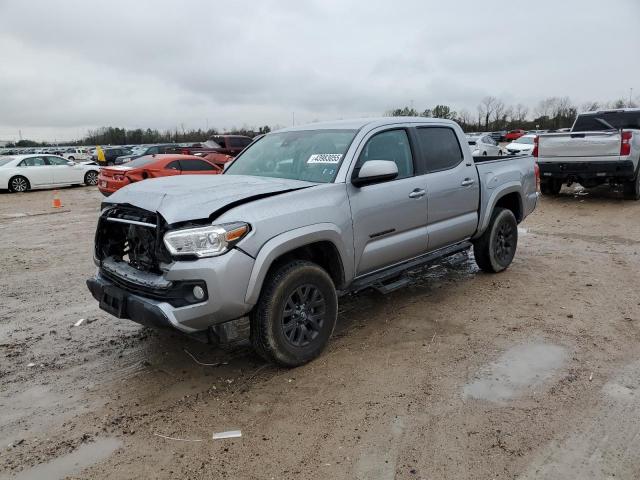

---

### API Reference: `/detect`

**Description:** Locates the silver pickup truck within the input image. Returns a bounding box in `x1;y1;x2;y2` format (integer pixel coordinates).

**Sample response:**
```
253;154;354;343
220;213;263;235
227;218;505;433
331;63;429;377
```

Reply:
87;118;538;366
536;108;640;199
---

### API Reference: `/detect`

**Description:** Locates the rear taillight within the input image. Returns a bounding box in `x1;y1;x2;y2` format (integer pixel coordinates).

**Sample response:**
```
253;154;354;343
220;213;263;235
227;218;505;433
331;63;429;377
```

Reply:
620;131;632;156
532;135;539;158
534;162;540;192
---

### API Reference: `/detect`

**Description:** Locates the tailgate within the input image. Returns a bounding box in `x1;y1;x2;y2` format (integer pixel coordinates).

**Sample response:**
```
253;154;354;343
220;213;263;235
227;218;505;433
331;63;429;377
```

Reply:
538;132;620;158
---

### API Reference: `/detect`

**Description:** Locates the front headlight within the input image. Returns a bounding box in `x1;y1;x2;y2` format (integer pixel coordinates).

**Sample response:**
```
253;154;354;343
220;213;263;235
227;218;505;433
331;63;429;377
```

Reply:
163;222;250;258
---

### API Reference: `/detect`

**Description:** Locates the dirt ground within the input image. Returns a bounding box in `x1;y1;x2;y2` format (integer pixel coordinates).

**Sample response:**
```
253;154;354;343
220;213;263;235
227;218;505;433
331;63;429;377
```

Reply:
0;184;639;480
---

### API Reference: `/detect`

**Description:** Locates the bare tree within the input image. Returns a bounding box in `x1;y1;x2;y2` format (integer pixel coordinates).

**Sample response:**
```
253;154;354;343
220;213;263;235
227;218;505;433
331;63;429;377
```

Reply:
513;104;529;123
479;96;498;130
535;97;558;119
580;101;600;113
491;99;506;129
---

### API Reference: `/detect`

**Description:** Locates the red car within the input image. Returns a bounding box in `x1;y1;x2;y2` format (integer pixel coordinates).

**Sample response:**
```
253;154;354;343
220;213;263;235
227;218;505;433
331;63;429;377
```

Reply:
97;154;221;196
504;129;526;141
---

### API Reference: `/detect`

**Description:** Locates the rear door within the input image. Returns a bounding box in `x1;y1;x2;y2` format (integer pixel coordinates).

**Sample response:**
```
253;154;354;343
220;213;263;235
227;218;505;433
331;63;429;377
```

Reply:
48;156;82;184
347;128;429;276
413;126;479;251
17;156;52;186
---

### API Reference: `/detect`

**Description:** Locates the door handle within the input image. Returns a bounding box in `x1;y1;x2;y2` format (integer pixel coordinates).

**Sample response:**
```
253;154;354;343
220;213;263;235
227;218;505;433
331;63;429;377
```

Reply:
408;188;426;198
461;178;475;186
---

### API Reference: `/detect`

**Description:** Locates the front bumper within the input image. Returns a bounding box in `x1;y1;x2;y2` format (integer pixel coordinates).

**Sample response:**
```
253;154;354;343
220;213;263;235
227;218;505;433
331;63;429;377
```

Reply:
538;160;636;180
87;248;256;333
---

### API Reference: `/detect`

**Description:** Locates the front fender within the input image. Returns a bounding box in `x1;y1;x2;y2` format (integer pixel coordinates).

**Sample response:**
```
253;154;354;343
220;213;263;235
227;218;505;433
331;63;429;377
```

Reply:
244;223;354;305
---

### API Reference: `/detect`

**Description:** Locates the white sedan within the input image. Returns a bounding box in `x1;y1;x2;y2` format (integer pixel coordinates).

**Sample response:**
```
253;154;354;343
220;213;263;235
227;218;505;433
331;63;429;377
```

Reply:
505;134;536;155
0;154;100;193
466;134;503;156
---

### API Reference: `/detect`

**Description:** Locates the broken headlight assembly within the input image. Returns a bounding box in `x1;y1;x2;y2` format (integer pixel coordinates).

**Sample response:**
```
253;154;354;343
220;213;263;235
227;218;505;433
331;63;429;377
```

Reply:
163;222;250;258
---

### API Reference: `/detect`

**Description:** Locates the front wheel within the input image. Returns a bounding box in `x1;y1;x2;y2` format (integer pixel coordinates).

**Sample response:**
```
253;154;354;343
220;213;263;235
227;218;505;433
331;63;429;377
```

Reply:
623;173;640;200
250;260;338;367
84;170;98;186
473;208;518;273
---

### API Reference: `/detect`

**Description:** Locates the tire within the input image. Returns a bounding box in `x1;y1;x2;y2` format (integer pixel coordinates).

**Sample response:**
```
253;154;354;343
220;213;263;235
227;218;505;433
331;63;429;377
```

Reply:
540;179;562;195
84;170;98;186
473;208;518;273
9;176;30;193
68;156;75;161
250;260;338;367
623;172;640;200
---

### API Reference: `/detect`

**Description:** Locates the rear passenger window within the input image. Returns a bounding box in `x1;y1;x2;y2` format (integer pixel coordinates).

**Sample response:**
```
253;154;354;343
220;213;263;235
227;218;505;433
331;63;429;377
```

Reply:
180;159;215;171
415;127;463;173
355;129;414;179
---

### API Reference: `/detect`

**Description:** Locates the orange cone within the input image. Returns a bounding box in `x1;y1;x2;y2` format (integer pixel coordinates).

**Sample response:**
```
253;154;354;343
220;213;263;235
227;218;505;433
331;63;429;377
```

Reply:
52;191;62;208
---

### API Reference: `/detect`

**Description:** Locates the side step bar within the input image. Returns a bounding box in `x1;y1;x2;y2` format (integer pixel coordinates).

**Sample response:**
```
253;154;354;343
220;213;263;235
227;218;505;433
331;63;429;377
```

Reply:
348;241;473;294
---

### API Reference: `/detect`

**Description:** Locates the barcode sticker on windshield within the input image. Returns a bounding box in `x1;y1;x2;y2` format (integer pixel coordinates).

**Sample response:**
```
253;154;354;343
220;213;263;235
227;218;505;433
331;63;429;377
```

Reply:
307;153;342;164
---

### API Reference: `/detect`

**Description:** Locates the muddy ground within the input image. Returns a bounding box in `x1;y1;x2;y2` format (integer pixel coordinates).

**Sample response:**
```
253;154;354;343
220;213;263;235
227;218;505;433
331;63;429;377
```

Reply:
0;184;639;480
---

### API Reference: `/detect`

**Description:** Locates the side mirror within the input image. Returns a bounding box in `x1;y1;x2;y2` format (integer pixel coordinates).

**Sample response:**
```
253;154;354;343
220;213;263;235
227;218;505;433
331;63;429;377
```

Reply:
352;160;398;187
67;160;75;166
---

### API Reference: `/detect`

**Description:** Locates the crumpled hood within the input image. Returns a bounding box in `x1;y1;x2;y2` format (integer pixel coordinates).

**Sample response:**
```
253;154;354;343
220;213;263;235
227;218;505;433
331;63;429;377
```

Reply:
103;174;315;224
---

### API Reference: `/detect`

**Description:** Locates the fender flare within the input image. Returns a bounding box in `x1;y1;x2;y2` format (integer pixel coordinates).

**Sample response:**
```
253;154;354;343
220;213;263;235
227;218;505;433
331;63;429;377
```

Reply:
475;181;523;237
244;223;353;305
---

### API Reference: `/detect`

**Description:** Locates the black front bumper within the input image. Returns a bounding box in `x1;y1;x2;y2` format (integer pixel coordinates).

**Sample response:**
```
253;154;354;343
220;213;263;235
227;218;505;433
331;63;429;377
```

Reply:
538;160;636;180
87;274;173;330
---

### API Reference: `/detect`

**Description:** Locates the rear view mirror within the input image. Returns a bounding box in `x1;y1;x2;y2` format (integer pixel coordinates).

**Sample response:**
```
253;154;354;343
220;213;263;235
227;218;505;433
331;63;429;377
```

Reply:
352;160;398;187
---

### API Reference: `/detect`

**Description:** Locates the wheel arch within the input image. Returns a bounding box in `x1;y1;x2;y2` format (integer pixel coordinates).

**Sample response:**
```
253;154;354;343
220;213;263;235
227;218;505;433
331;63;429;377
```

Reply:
245;224;352;305
8;174;30;192
475;184;523;237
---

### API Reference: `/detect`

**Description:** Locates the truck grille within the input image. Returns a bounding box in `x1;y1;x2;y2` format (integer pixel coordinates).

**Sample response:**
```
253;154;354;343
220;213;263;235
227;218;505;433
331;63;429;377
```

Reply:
96;206;172;273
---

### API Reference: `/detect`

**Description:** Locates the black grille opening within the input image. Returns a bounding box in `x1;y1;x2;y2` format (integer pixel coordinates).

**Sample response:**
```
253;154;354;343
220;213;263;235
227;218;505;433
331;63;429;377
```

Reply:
96;206;172;274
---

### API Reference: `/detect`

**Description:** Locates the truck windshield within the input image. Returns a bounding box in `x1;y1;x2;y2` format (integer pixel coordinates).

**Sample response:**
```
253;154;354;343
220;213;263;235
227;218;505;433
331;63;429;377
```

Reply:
573;111;640;132
225;129;357;183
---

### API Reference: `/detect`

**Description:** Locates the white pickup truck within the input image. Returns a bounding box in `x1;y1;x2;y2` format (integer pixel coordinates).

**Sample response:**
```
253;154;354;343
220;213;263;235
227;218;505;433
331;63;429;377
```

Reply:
535;108;640;200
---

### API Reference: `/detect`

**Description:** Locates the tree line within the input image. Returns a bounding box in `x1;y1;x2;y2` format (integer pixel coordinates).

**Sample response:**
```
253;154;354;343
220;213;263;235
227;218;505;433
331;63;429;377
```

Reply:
387;95;638;132
6;125;272;148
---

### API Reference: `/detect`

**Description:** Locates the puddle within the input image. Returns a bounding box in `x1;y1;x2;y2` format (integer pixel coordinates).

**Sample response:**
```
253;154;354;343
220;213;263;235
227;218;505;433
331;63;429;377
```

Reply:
2;438;122;480
463;343;568;403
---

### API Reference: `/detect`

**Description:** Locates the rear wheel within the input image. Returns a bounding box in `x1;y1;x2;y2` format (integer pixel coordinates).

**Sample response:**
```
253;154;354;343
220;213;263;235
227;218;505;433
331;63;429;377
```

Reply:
68;156;75;161
250;260;338;367
9;176;29;193
623;173;640;200
473;208;518;273
540;179;562;195
84;170;98;186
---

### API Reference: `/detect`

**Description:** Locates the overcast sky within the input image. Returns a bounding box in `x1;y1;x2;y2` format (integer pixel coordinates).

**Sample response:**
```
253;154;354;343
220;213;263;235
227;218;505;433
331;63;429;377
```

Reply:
1;0;639;142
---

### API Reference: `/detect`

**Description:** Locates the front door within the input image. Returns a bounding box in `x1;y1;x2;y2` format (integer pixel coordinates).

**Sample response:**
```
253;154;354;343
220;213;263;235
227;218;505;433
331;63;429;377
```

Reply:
347;128;429;276
47;156;81;184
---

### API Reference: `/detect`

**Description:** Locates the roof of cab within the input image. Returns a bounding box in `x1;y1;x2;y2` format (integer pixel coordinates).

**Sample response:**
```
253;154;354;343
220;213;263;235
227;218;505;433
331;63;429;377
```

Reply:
274;117;458;133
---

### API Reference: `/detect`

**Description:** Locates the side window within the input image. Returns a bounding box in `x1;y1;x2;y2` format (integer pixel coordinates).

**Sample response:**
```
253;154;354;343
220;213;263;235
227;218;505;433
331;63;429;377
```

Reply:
46;156;68;166
414;127;464;173
215;137;227;148
147;146;159;154
19;156;46;167
165;161;181;171
355;129;414;180
180;159;215;171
